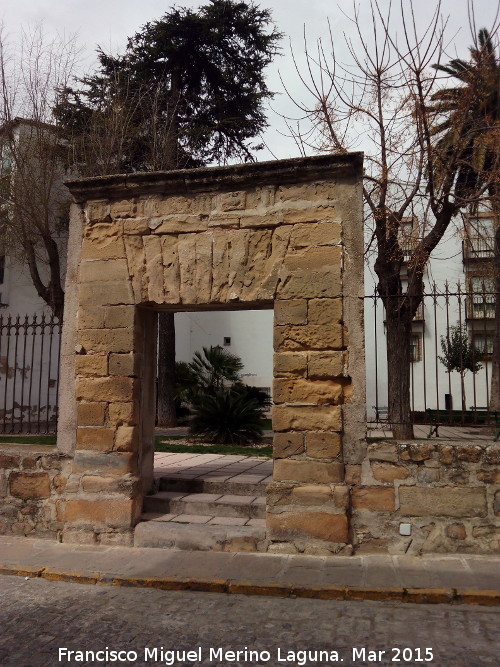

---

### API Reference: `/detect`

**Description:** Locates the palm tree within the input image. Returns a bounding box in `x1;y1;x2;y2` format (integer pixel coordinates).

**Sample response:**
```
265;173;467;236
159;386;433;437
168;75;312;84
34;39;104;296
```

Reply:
430;28;499;200
431;28;500;410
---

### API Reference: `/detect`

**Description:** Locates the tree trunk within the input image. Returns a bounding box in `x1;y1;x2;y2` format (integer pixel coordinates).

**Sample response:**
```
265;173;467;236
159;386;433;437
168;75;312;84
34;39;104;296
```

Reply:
385;301;414;439
489;224;500;411
156;312;177;427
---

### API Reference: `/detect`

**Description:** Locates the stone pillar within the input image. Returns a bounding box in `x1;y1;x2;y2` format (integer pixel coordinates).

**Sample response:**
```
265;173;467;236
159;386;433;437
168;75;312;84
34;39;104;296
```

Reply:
61;207;148;544
265;179;365;556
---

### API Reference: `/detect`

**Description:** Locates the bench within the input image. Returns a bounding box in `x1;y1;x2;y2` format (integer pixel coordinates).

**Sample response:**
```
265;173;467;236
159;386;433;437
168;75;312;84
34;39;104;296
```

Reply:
426;407;500;440
372;405;388;421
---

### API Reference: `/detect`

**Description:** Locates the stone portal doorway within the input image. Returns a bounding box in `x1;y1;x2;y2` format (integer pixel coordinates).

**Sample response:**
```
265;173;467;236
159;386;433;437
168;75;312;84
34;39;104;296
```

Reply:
58;154;365;552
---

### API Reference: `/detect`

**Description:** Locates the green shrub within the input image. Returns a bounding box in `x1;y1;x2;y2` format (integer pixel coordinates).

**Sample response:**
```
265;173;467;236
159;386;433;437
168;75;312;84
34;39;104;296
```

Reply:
189;389;265;444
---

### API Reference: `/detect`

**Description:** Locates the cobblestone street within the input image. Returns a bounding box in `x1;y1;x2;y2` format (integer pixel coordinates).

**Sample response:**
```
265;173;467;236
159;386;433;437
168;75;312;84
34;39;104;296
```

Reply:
0;575;498;667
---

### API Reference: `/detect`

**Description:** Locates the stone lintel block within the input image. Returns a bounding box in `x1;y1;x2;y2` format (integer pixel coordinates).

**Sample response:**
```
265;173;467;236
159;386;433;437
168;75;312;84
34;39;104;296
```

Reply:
274;352;307;377
114;426;139;452
272;404;342;432
307;351;345;379
72;452;137;475
78;328;135;354
306;432;342;459
274;324;344;352
273;432;305;459
76;377;137;403
352;487;395;512
398;486;487;518
77;402;106;427
273;378;343;406
76;427;115;451
308;298;342;326
108;402;140;427
81;222;125;260
274;300;307;325
80;281;134;306
75;355;108;377
9;472;51;499
123;218;150;235
207;213;241;228
289;221;341;247
148;195;194;217
64;498;140;528
281;205;337;225
109;353;138;377
238;211;281;228
220;191;246;211
267;510;348;544
80;259;129;283
371;462;411;482
110;199;137;219
153;214;209;234
274;459;344;484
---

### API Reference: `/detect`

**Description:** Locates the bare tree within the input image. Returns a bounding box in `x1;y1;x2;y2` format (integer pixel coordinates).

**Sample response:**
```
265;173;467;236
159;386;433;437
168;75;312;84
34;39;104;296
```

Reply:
0;25;79;318
282;0;500;437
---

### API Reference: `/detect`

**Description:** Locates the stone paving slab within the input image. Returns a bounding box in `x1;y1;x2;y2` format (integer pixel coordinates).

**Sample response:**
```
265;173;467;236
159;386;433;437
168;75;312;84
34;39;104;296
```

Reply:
0;536;499;605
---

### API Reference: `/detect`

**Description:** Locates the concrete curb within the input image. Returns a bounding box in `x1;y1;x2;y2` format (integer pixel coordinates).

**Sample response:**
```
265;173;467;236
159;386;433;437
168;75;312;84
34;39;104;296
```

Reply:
1;564;499;606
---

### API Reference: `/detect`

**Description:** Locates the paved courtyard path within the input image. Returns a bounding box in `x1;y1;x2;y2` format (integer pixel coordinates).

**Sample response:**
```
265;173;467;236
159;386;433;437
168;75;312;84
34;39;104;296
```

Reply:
0;575;498;666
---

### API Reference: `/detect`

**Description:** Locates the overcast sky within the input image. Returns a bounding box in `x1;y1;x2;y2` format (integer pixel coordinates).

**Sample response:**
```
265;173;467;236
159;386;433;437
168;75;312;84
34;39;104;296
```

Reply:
1;0;498;161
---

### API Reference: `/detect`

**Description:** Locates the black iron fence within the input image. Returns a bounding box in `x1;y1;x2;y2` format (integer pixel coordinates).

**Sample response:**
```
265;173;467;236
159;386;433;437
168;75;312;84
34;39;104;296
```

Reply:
365;283;499;431
0;313;61;434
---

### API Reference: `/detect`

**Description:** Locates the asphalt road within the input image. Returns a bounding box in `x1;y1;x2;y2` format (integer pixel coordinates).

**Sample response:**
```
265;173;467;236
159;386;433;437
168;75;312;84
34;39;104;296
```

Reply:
0;575;498;667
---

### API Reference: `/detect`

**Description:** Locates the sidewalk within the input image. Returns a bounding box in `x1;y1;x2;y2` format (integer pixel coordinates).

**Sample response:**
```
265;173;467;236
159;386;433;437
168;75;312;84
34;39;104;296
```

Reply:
0;535;498;605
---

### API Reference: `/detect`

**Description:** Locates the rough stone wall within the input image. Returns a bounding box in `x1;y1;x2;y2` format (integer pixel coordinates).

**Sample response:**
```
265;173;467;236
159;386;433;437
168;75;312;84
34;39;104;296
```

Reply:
351;440;500;554
0;445;70;538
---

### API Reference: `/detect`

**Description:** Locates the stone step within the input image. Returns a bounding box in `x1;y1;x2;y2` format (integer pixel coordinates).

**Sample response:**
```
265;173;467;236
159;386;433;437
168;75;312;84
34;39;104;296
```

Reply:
158;475;269;497
134;516;267;552
143;491;266;519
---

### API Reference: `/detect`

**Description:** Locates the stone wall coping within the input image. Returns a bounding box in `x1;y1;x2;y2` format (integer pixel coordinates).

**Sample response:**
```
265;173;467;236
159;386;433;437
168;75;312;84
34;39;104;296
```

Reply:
0;443;60;455
65;153;364;202
391;440;498;448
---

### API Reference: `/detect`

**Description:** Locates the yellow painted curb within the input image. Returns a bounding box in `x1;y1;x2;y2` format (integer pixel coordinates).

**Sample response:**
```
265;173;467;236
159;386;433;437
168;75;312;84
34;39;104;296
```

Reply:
1;565;499;606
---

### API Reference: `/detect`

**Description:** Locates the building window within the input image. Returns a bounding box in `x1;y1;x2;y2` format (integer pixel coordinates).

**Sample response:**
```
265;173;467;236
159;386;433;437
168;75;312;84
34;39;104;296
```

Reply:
0;255;4;284
223;336;231;346
467;216;494;259
473;333;494;357
470;276;495;319
410;334;422;362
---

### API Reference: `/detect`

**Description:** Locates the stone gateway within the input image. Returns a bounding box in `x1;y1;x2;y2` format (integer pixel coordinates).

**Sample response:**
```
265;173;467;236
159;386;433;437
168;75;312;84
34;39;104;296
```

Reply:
57;154;366;551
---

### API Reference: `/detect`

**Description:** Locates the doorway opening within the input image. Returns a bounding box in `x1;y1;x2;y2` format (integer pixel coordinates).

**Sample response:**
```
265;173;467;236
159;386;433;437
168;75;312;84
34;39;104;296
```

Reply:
136;306;273;551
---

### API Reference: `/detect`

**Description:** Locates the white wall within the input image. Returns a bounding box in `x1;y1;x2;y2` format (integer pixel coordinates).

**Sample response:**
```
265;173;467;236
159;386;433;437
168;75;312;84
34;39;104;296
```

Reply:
175;309;274;392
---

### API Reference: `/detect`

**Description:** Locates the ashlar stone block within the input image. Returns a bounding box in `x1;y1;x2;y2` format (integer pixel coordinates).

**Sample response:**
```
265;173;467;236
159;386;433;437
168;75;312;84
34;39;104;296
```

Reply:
274;459;344;484
272;404;342;432
274;352;307;377
273;378;343;405
267;510;348;543
399;486;487;518
274;300;307;325
274;324;344;351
